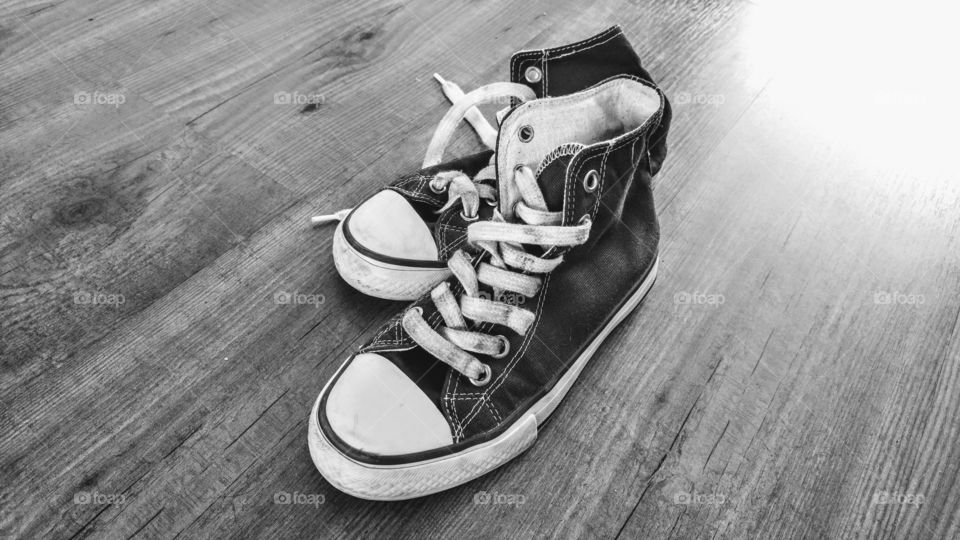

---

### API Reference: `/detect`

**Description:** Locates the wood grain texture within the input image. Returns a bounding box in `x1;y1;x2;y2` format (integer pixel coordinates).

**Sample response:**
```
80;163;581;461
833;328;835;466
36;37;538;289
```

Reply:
2;0;958;538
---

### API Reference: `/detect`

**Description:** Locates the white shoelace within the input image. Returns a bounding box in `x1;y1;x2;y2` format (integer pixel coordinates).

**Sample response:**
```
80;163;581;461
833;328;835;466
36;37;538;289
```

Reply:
402;164;592;386
311;76;529;226
398;83;593;386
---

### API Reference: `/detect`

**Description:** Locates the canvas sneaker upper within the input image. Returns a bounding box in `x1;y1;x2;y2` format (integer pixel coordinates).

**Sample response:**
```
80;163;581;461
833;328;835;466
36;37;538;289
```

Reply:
314;26;669;301
312;70;669;498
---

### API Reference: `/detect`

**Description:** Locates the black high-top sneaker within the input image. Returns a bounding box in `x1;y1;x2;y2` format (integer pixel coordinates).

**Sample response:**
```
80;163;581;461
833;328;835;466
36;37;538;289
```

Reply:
313;26;669;301
307;64;671;499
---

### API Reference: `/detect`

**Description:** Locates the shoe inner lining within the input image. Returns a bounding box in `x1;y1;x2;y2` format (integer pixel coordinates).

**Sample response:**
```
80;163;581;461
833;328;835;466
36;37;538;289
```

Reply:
496;77;661;217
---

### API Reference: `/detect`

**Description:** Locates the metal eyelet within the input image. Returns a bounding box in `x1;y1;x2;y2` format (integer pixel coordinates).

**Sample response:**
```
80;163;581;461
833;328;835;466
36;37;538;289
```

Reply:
460;211;479;222
524;66;542;84
484;197;499;207
429;177;446;194
518;125;534;143
469;363;492;387
408;306;424;317
578;215;592;226
492;335;510;359
583;170;599;192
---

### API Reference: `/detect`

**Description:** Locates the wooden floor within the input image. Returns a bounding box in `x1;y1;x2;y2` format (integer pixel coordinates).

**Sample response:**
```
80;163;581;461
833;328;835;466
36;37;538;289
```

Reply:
2;0;959;538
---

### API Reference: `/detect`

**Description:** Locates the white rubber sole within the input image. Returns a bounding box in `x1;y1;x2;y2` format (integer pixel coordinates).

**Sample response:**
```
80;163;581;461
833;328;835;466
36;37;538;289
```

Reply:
332;221;452;301
308;256;659;500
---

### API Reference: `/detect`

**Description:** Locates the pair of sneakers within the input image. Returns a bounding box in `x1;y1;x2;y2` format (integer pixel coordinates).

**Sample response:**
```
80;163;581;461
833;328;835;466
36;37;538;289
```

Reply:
308;26;671;500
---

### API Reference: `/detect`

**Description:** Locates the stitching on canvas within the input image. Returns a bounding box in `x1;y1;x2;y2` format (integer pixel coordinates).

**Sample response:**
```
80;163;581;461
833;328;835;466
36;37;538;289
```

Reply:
389;185;439;206
442;368;461;442
543;49;549;96
452;361;463;438
511;50;541;83
550;31;619;62
590;150;610;218
369;321;394;344
547;26;619;57
485;398;503;424
460;272;552;428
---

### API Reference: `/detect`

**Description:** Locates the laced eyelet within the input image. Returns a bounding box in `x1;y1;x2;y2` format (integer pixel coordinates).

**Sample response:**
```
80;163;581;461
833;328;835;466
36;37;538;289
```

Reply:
583;170;599;192
429;177;446;194
484;197;499;207
409;306;424;316
518;125;534;143
492;335;510;359
460;211;479;222
469;363;492;387
578;215;592;226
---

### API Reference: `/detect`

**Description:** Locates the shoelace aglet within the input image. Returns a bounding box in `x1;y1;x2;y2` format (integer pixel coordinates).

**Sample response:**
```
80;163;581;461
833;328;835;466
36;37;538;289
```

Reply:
310;208;351;227
432;73;498;150
433;72;465;102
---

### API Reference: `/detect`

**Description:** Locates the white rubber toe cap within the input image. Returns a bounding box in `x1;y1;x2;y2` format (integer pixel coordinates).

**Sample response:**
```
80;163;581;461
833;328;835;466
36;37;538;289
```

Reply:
325;353;453;455
347;190;439;261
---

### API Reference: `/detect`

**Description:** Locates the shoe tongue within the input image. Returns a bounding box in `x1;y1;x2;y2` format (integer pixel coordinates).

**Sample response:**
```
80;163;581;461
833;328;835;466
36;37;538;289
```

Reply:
533;143;584;211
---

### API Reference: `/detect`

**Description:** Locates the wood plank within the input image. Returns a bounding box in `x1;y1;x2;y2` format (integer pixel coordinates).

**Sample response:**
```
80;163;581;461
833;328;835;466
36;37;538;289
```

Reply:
2;0;958;538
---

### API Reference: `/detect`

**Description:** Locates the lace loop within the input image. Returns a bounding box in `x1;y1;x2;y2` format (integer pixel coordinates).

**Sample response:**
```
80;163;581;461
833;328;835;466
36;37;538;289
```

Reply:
422;82;537;169
441;327;506;357
402;308;487;381
467;220;590;247
460;295;536;334
476;263;541;297
385;83;594;386
402;159;593;385
448;251;480;297
431;282;466;330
